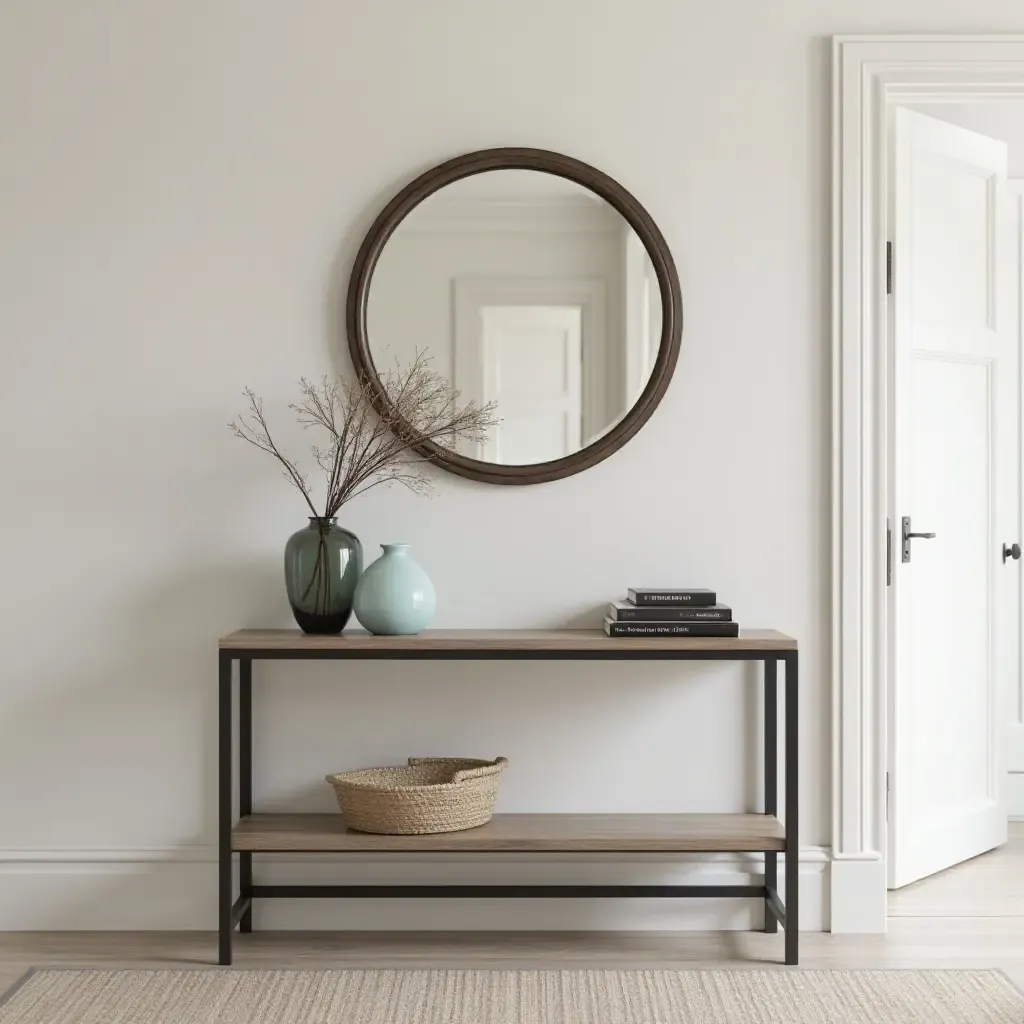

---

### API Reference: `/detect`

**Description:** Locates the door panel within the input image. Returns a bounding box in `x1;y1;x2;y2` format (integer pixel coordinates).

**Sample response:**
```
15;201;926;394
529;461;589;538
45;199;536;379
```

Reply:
452;278;602;459
907;354;993;822
889;108;1011;888
912;159;995;326
480;304;582;464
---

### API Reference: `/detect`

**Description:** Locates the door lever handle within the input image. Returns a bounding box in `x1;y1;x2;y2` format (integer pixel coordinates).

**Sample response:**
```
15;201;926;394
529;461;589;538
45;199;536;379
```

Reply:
901;516;936;563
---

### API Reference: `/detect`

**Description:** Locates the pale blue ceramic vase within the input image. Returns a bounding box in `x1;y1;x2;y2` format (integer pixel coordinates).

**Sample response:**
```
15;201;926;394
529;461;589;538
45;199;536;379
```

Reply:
353;544;436;635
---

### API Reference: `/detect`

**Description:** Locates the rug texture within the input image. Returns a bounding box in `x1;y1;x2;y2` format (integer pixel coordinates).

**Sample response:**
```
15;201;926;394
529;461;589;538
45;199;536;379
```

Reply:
0;969;1021;1023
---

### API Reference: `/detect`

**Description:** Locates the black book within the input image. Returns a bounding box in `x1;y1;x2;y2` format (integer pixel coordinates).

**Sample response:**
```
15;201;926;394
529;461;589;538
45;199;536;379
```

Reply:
604;618;739;638
609;600;732;622
627;588;717;607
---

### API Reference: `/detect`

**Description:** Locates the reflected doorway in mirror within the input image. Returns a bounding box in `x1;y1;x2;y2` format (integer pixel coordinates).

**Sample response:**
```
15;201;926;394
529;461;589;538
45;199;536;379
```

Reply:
453;277;612;463
467;302;582;464
347;148;682;485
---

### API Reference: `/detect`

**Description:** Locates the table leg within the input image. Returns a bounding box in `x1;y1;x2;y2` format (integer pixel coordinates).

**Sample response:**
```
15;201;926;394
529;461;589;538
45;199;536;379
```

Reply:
218;652;233;966
764;657;778;934
239;658;252;934
784;650;799;965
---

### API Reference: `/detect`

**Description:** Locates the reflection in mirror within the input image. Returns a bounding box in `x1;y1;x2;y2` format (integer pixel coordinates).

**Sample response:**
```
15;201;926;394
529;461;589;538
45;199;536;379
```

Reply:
366;170;663;466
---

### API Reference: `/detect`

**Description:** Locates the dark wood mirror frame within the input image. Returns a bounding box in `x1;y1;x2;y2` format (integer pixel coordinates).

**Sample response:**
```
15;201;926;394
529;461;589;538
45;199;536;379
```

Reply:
346;147;683;485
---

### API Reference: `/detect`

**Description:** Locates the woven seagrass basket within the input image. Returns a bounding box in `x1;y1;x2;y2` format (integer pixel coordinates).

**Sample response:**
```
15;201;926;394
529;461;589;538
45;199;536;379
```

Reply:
325;757;508;835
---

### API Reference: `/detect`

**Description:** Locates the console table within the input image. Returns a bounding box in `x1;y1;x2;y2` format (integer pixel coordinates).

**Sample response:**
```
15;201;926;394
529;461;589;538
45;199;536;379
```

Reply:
217;628;798;965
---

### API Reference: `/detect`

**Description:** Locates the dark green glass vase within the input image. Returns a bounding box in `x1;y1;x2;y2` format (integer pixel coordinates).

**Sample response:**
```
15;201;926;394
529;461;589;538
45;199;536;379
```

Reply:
284;518;363;634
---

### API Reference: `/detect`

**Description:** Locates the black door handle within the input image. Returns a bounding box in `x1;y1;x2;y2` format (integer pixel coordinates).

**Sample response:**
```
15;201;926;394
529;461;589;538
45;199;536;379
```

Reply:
1004;543;1021;563
901;517;937;563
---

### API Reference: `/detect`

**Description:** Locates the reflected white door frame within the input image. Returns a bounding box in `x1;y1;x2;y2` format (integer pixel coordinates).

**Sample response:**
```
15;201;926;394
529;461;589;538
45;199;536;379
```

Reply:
474;304;583;464
453;277;607;444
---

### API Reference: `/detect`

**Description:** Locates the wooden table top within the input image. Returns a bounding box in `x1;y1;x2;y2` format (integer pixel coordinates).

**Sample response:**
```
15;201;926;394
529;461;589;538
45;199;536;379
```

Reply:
219;628;796;652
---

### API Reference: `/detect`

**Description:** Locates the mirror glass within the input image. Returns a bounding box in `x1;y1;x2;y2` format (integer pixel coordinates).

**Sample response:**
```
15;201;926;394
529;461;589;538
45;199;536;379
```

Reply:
365;169;664;466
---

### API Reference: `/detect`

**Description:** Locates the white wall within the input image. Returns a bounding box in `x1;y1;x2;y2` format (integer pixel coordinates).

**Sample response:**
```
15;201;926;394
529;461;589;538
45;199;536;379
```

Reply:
3;0;1023;933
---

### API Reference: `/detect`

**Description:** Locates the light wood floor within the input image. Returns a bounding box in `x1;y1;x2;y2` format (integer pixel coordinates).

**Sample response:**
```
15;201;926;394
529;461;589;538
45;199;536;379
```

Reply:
1;824;1022;994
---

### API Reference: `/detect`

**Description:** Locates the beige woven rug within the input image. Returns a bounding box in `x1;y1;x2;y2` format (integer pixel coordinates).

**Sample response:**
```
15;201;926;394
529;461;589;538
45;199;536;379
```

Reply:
1;969;1021;1023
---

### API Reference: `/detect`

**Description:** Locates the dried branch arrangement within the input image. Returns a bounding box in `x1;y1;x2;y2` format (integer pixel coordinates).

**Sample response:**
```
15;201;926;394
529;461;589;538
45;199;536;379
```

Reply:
230;352;498;518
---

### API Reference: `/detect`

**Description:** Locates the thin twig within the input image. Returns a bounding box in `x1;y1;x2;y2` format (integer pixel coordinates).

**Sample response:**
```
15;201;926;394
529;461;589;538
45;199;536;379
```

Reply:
229;357;499;519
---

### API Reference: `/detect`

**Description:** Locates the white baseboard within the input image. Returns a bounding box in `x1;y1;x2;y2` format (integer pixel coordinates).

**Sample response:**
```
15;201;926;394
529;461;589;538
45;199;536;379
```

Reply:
829;855;886;933
0;848;830;932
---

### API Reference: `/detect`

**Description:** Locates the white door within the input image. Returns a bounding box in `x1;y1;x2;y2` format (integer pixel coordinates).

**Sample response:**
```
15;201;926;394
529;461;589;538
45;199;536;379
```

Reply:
889;108;1014;888
1008;181;1024;817
458;304;583;464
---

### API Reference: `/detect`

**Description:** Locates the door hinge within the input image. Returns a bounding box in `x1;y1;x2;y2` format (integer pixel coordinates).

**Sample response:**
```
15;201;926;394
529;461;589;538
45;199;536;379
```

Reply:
886;241;893;295
886;518;892;586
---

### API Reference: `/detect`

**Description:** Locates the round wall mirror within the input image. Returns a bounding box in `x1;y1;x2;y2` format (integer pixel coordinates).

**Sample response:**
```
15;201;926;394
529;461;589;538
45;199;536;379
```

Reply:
347;149;682;485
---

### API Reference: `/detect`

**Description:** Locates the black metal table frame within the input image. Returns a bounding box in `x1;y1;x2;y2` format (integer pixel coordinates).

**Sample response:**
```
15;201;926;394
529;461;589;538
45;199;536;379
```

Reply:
217;647;798;966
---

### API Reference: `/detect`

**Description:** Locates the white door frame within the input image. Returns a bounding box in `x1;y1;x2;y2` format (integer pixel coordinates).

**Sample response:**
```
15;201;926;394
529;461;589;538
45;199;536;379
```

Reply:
832;35;1024;933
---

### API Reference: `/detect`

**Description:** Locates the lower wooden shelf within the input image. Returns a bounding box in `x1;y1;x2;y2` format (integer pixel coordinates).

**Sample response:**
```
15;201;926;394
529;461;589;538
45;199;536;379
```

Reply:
232;813;785;854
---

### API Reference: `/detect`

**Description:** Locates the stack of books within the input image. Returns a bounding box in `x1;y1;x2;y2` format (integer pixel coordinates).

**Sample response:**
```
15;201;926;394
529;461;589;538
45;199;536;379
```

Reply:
603;588;739;637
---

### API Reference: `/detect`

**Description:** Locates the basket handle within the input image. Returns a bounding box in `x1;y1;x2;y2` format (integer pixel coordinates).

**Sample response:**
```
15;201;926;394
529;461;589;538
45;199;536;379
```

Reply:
407;757;508;783
452;757;508;783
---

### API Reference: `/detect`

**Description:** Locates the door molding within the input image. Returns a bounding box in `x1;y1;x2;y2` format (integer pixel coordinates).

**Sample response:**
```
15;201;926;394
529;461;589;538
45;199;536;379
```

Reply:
832;35;1024;933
